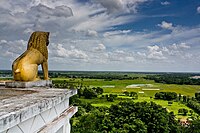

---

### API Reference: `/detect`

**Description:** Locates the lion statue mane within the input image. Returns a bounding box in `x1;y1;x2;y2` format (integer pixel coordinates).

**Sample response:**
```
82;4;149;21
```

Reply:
12;31;50;81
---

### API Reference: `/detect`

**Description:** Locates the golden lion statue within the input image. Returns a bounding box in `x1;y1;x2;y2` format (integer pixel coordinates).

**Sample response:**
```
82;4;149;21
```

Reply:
12;31;50;81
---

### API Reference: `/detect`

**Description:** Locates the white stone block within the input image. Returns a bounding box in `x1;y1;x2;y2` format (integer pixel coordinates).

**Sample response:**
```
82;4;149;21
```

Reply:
7;126;23;133
18;117;34;133
40;109;50;123
30;115;46;133
56;126;64;133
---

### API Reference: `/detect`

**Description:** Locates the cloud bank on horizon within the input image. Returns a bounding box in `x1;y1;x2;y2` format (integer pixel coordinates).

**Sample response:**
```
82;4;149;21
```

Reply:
0;0;200;72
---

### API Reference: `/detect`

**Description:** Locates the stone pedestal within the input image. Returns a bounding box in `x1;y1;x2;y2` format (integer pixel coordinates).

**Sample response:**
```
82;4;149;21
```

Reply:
5;80;52;88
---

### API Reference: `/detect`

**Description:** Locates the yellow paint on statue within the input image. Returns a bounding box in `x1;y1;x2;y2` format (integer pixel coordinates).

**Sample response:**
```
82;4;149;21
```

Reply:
12;31;50;81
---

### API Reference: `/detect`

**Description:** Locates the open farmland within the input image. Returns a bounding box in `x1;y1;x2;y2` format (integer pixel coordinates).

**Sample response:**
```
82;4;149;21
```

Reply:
52;73;200;120
52;77;200;97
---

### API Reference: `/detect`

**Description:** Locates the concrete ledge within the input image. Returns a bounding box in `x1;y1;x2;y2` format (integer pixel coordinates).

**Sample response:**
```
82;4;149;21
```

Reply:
5;80;52;88
0;88;77;132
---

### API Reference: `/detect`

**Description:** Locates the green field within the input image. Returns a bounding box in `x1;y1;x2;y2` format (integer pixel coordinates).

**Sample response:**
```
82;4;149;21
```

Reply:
80;96;195;119
53;77;200;119
53;78;200;97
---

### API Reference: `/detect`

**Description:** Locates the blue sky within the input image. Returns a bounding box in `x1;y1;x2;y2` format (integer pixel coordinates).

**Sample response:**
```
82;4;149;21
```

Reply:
0;0;200;72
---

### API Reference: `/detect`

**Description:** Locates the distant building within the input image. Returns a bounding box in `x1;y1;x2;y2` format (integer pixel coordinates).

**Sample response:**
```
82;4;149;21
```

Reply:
179;119;190;127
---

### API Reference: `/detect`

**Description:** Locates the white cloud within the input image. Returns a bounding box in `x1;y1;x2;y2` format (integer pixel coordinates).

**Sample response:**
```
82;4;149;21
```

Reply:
147;45;159;52
125;56;135;62
69;12;133;32
103;30;131;37
139;42;192;62
147;45;166;60
147;50;165;60
92;0;122;13
197;6;200;14
107;50;135;62
69;47;88;60
161;1;170;5
30;4;73;18
162;47;169;52
114;50;126;54
169;43;190;50
51;44;88;60
93;43;106;51
177;43;191;49
0;40;7;44
23;28;34;34
92;0;149;14
0;39;27;62
183;53;193;59
158;21;174;30
137;52;146;58
86;30;98;37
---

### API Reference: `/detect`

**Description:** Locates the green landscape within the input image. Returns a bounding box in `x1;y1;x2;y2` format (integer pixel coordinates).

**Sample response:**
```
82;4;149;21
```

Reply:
1;71;200;132
53;76;199;116
48;71;200;132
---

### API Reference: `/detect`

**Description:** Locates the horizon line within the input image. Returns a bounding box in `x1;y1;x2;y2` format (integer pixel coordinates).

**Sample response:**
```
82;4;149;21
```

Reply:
0;69;200;73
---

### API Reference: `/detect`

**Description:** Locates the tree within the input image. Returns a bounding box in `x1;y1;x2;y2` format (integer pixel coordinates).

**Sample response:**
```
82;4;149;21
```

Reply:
72;101;180;133
107;96;114;102
178;108;188;116
187;100;200;114
95;87;103;95
189;110;193;116
195;92;200;101
154;92;177;100
183;109;188;116
106;94;114;102
109;101;180;133
77;88;83;98
178;108;183;114
124;91;130;96
183;96;187;102
187;96;190;103
178;93;182;101
83;87;97;99
122;119;147;133
130;92;138;99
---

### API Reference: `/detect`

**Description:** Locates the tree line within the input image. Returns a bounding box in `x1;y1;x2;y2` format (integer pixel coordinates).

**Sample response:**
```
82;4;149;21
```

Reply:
154;92;177;100
49;71;140;80
145;73;200;85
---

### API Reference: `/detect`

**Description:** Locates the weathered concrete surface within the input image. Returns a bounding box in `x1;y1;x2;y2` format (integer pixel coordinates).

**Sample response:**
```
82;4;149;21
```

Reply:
5;80;52;88
0;87;77;132
0;88;34;100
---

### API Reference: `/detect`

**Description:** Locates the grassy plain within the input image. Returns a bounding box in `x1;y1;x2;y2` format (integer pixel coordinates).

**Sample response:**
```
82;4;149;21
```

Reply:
81;96;195;119
53;77;200;97
53;77;200;119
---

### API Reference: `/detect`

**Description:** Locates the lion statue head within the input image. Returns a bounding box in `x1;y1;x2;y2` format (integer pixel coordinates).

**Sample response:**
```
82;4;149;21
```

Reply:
27;31;50;59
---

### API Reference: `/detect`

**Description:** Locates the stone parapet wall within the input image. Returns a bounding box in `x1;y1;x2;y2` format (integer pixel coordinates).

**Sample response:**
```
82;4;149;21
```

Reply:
0;88;77;133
